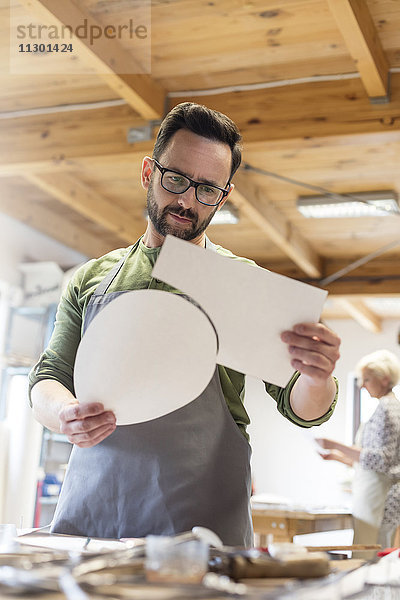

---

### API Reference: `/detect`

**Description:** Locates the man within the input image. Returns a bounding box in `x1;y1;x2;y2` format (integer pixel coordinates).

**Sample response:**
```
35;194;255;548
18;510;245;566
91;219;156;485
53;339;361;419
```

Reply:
29;102;340;546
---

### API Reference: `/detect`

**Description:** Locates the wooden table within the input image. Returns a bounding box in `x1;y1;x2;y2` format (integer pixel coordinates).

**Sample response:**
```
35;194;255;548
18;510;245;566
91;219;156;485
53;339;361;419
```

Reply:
252;504;353;545
0;559;367;600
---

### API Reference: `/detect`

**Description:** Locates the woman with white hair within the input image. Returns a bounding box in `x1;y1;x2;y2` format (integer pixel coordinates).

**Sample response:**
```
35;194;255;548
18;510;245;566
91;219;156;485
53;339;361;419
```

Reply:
317;349;400;551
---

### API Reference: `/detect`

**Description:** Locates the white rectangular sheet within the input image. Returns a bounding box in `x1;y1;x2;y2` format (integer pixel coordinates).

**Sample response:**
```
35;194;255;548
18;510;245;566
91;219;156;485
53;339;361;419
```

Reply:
152;236;328;387
17;532;126;553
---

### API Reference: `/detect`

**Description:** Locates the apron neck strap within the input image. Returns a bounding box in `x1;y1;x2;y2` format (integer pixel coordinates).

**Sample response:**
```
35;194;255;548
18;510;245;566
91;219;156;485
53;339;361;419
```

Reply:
205;236;218;252
93;238;142;297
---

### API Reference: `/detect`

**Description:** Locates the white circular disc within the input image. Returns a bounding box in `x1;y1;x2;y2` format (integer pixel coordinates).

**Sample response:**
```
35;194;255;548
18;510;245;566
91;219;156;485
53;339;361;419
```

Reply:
74;290;217;425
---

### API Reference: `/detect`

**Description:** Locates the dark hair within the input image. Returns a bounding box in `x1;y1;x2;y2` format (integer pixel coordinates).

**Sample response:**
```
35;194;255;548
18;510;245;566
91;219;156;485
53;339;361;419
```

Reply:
152;102;242;181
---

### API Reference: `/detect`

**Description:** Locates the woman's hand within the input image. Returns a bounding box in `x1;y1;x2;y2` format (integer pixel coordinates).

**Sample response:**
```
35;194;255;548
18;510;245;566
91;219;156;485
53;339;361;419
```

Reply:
315;437;336;450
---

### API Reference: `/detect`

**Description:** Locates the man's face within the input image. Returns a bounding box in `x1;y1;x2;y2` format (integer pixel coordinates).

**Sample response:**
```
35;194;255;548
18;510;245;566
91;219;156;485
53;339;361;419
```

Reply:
142;129;233;242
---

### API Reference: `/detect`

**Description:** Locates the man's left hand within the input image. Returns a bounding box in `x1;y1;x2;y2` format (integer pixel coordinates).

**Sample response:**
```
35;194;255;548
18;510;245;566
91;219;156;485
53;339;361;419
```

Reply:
280;322;341;383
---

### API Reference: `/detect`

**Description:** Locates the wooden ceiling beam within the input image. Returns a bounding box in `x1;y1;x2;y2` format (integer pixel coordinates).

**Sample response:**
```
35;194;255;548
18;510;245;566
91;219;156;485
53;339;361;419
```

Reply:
0;193;112;258
327;0;389;99
25;172;143;243
231;172;322;278
17;0;166;119
335;298;382;333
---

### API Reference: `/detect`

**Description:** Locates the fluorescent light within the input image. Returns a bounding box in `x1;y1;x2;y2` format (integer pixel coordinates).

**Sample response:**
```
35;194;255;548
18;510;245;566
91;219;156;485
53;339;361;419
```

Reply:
297;191;399;218
210;202;239;225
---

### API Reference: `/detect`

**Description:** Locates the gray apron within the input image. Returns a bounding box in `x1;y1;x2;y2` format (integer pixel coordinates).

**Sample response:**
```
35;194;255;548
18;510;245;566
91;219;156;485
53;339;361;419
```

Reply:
51;239;253;547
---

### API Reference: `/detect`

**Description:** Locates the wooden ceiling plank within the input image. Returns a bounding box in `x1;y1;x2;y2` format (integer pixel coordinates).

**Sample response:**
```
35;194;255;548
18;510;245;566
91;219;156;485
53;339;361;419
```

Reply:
0;104;151;174
255;257;400;297
323;255;400;278
17;0;166;119
0;148;155;177
25;172;142;243
336;298;382;332
327;0;389;98
232;172;322;278
0;103;156;176
257;275;400;297
0;193;110;258
171;72;400;144
324;279;400;297
2;74;400;176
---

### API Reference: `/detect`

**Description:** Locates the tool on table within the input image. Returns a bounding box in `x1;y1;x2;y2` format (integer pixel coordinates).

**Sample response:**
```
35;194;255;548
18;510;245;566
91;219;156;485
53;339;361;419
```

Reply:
306;544;381;552
209;542;331;580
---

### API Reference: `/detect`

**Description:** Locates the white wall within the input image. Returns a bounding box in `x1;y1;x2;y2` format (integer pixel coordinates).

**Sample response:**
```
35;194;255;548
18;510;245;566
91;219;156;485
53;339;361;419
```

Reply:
247;318;400;508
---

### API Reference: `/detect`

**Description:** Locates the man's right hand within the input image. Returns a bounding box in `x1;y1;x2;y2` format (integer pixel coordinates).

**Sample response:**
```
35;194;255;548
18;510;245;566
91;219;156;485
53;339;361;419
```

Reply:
59;402;116;447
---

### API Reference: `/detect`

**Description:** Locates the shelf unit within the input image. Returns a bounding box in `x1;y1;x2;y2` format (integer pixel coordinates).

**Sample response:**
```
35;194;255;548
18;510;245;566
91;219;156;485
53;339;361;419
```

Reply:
34;429;72;527
0;305;57;419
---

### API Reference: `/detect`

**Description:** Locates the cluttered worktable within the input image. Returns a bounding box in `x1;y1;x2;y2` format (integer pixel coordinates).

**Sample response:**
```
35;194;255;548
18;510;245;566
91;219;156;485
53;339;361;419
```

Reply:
1;529;400;599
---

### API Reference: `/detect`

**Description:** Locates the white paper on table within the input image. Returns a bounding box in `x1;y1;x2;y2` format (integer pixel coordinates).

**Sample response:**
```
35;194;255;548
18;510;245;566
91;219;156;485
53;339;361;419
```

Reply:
152;236;328;387
74;289;218;425
17;532;126;553
251;492;292;506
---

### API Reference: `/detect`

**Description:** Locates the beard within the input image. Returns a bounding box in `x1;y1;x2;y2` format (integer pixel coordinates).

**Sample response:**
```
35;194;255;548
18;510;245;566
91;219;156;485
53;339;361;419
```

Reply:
146;180;219;241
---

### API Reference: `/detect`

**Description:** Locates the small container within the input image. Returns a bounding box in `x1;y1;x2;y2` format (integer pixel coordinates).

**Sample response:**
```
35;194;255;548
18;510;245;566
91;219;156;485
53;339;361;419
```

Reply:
0;524;18;553
145;535;209;584
42;473;62;497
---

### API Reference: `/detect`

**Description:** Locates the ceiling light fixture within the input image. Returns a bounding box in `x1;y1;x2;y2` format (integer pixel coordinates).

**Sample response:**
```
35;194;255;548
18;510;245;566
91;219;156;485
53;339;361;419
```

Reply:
297;190;399;218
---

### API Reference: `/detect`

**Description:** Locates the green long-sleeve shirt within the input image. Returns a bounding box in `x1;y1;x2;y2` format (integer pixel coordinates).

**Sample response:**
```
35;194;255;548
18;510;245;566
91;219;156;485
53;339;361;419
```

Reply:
28;238;337;440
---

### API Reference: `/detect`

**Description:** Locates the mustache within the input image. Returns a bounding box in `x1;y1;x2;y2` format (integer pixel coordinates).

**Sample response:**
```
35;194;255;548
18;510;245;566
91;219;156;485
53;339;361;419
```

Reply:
164;205;197;221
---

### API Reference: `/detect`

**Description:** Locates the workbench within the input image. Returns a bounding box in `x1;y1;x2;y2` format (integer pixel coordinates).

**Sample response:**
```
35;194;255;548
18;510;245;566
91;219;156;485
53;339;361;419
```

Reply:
2;530;398;599
0;551;367;600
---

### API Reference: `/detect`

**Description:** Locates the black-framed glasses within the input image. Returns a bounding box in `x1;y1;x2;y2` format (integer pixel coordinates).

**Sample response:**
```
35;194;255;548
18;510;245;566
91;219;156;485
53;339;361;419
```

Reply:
152;158;230;206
